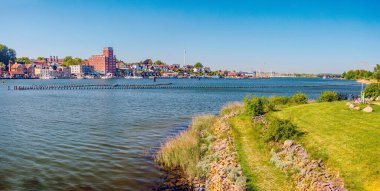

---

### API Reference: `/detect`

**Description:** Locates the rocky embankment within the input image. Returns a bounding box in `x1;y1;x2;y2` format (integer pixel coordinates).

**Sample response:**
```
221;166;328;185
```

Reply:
155;168;191;190
253;115;346;191
155;111;246;191
271;140;346;191
207;113;246;191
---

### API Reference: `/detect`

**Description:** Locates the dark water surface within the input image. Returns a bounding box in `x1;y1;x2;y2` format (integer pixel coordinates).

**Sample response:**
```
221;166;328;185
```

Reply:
0;78;360;190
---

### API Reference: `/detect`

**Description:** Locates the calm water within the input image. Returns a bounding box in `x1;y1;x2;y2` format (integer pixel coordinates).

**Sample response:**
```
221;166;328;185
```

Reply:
0;78;360;191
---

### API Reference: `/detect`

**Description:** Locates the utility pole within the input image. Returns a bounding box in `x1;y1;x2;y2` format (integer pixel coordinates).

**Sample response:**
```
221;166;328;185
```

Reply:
360;61;368;103
184;49;186;66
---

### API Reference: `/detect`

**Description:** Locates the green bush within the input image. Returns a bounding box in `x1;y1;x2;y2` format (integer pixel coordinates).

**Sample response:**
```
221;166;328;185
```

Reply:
243;96;274;117
264;118;302;142
318;91;339;102
243;96;265;116
363;83;380;98
290;93;308;104
268;96;291;105
264;99;275;113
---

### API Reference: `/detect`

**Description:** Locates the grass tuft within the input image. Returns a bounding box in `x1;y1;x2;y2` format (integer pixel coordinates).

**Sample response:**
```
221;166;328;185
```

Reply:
220;102;244;116
155;115;216;179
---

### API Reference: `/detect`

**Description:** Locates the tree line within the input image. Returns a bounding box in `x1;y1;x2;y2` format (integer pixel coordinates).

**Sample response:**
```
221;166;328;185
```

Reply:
342;64;380;81
0;43;84;68
1;43;208;72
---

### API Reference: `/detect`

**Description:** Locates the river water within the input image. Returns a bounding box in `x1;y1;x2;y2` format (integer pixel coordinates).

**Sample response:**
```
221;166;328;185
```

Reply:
0;78;360;190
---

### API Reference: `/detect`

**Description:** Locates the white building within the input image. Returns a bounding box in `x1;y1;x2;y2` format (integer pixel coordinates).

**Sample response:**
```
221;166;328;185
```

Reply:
40;68;57;79
193;67;203;73
131;63;142;71
70;65;94;77
39;66;71;79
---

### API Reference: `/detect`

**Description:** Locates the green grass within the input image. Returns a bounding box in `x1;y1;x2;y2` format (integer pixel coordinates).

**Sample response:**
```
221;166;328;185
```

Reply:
229;114;294;191
273;101;380;191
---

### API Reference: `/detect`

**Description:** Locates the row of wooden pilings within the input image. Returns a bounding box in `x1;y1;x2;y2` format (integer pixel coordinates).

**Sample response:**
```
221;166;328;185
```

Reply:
11;83;358;91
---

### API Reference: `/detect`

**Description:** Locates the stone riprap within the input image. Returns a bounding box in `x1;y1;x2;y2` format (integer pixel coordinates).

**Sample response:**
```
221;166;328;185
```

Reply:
271;140;346;191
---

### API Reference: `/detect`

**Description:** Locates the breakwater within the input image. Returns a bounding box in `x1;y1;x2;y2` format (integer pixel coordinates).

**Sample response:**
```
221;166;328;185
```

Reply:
11;83;359;91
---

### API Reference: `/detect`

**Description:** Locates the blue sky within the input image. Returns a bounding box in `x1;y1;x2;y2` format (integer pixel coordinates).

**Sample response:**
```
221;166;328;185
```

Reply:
1;0;380;73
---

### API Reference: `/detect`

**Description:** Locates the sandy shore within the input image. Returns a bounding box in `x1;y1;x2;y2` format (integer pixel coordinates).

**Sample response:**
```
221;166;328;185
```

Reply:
356;79;378;84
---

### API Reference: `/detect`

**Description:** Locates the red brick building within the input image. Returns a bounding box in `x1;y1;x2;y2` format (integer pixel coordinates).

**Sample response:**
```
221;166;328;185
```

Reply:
88;47;116;75
9;63;27;78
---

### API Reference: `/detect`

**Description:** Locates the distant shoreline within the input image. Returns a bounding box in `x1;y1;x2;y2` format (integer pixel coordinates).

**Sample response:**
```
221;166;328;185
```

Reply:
0;76;321;80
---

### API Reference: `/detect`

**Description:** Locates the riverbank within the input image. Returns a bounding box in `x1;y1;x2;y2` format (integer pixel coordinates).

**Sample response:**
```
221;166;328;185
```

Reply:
156;95;380;190
356;79;378;84
155;104;247;191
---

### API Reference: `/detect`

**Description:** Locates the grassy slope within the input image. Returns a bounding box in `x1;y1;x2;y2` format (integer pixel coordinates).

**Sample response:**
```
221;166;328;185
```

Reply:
229;115;294;191
273;102;380;190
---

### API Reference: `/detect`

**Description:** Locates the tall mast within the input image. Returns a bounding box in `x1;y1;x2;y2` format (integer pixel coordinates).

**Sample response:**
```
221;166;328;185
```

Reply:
184;49;186;66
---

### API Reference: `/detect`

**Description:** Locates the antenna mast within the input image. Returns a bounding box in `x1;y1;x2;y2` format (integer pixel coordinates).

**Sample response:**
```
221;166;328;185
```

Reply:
184;49;186;66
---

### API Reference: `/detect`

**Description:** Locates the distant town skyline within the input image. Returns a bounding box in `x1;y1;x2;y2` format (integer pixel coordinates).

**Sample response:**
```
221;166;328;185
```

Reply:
1;0;380;73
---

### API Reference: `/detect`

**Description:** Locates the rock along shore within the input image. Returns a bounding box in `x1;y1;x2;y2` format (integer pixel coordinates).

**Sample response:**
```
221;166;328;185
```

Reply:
271;140;346;191
155;111;246;191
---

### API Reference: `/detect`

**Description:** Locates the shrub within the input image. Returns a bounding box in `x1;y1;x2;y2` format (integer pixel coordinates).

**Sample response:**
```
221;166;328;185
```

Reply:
243;96;264;116
264;118;302;142
263;99;275;113
290;92;308;104
243;96;274;116
318;91;339;102
363;83;380;98
268;96;291;105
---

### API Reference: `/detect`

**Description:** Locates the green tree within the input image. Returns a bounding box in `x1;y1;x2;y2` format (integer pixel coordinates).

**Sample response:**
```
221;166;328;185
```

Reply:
0;44;17;69
63;56;82;66
373;64;380;81
342;69;373;80
142;59;153;65
37;57;45;60
363;83;380;98
16;57;31;64
73;58;82;65
155;60;164;65
63;56;74;66
194;62;203;68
